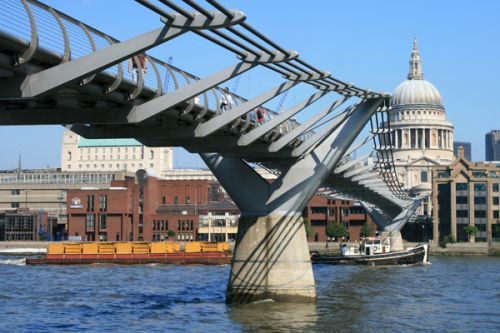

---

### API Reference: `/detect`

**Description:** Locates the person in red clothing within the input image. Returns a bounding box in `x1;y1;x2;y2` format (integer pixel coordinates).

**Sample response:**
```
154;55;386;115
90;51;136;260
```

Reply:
128;53;148;83
256;107;266;125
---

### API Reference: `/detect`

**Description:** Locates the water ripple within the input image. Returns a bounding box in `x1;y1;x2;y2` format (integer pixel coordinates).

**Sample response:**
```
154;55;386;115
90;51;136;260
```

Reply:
0;256;498;332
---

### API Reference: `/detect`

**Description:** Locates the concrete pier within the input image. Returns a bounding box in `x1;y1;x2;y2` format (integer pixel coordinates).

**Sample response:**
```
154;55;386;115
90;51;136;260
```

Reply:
226;214;315;303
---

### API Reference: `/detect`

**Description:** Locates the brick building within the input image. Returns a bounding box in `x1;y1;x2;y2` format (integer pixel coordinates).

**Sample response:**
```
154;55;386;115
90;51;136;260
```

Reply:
67;173;375;243
67;174;236;242
304;195;375;242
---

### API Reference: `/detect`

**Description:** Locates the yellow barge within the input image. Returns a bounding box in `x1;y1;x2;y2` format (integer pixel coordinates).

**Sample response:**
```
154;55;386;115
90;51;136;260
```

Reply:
26;241;231;265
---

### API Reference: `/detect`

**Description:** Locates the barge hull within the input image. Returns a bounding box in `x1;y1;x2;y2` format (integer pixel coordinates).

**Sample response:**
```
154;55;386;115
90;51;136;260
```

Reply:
27;253;232;265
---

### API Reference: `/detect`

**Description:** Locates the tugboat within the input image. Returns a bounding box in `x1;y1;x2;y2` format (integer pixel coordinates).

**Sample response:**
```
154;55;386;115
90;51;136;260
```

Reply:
311;233;429;266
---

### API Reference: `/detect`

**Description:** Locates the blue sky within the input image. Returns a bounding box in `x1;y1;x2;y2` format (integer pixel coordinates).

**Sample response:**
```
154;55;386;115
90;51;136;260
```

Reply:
0;0;499;169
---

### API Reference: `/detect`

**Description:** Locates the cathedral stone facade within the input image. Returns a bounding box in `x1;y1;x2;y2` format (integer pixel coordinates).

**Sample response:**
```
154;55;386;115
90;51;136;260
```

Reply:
389;37;454;215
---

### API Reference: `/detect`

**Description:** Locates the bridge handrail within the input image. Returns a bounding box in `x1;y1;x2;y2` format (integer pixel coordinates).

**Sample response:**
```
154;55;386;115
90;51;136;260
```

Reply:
0;0;291;131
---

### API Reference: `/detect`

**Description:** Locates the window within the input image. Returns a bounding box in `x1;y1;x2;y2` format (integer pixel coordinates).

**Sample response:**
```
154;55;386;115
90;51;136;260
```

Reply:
67;151;72;161
311;207;327;214
86;214;95;231
186;196;190;204
150;150;154;159
153;220;156;231
472;171;486;178
174;196;178;204
456;183;468;191
420;171;428;183
456;196;468;204
99;233;107;241
99;214;107;230
11;202;20;208
150;163;154;168
86;194;95;211
494;197;499;205
474;197;486;205
493;184;499;192
456;210;468;218
99;194;107;211
162;196;166;204
11;189;20;195
474;183;486;191
474;210;486;218
494;211;499;219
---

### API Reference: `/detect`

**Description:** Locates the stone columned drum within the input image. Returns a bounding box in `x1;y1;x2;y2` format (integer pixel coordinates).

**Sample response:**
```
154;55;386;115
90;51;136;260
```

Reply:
388;37;454;215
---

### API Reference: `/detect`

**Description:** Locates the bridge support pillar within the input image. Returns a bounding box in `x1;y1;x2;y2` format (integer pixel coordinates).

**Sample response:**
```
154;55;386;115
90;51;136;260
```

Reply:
360;199;422;233
226;212;315;303
201;98;383;304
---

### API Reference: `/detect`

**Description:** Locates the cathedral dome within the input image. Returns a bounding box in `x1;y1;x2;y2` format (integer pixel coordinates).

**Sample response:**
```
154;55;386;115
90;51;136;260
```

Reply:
391;79;442;107
390;37;443;108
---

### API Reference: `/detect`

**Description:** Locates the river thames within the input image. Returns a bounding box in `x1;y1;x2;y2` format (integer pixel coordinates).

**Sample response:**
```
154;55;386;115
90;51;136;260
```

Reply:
0;256;498;332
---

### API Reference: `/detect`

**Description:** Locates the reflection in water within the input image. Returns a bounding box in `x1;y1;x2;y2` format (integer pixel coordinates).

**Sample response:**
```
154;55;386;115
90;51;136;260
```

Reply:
230;301;318;332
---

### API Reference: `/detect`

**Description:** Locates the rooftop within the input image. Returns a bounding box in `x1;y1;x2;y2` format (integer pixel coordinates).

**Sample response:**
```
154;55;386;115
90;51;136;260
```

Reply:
78;138;142;147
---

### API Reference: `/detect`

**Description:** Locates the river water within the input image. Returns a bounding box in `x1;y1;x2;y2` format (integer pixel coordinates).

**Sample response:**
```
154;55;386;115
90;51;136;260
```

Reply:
0;256;498;332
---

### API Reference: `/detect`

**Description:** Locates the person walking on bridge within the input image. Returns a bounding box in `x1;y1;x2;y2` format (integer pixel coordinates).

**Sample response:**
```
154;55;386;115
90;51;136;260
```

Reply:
128;54;148;83
220;87;233;113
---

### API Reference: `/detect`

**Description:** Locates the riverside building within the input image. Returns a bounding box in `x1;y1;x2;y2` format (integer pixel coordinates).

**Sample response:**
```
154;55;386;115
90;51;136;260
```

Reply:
389;37;454;215
61;131;173;176
432;147;500;242
66;173;374;243
0;169;130;240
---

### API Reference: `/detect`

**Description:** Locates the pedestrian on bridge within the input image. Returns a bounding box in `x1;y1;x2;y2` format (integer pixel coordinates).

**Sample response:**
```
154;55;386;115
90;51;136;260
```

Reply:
220;87;233;113
128;54;148;83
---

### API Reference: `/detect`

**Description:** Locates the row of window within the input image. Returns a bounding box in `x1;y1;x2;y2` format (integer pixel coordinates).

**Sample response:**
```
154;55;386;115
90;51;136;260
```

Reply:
85;214;107;231
455;183;499;192
177;232;194;241
81;154;145;161
152;220;168;231
178;220;194;231
78;147;147;154
85;195;107;212
68;163;154;170
68;149;154;161
456;209;500;218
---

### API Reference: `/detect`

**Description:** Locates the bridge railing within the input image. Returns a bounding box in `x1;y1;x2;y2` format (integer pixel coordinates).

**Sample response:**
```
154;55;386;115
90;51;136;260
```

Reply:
0;0;303;139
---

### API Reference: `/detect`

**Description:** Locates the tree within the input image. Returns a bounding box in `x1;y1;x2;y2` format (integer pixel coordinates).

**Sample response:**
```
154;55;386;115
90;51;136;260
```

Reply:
360;222;373;238
325;222;348;249
167;230;176;239
303;218;312;239
464;225;479;242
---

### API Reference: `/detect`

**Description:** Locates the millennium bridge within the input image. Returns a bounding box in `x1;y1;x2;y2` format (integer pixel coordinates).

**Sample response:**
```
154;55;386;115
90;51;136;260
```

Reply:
0;0;422;303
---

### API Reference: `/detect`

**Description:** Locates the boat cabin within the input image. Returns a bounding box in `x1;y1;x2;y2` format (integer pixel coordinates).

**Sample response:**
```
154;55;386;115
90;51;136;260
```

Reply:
340;237;392;257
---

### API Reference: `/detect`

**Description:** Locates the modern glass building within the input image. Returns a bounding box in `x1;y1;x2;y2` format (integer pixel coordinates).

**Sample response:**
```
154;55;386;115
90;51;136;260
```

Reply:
485;130;500;162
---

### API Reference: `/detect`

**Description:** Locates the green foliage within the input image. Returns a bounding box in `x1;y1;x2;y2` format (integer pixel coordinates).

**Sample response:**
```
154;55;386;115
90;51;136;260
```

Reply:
444;234;456;244
326;222;348;240
167;230;176;238
439;234;456;248
360;223;372;238
464;225;479;236
303;218;312;238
